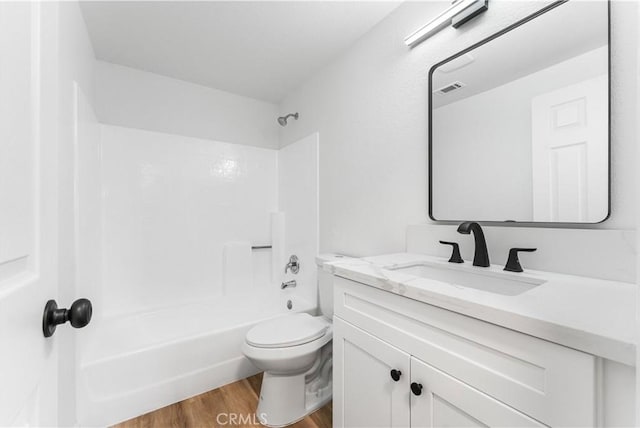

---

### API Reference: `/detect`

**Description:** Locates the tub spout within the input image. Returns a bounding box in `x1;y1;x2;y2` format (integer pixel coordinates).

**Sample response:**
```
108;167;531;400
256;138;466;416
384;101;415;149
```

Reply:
281;280;297;289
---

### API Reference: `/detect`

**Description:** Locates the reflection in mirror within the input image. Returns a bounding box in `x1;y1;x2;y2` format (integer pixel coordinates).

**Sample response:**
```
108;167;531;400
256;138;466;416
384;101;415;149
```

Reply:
430;1;609;223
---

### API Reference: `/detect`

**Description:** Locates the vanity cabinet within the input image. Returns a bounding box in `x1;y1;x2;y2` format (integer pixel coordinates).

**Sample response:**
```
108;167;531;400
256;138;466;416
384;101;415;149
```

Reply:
334;318;543;428
333;276;599;427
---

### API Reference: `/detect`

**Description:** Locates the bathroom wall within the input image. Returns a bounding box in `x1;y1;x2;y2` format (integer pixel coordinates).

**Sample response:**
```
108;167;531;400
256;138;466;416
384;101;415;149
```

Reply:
95;61;279;149
100;125;278;317
279;1;638;260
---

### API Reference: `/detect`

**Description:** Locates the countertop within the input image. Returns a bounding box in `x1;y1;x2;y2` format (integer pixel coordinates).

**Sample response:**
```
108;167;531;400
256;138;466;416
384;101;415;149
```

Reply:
320;253;636;366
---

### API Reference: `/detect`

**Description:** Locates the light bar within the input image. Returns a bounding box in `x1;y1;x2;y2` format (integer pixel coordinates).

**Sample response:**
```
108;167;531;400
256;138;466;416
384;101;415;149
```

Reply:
404;0;488;48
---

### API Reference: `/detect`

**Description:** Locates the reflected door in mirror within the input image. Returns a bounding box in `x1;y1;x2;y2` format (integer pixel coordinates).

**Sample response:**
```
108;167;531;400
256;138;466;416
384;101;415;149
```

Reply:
531;75;608;222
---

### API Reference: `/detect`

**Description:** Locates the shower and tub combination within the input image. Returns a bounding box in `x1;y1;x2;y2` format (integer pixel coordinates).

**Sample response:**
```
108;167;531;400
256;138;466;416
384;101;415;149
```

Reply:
74;98;319;426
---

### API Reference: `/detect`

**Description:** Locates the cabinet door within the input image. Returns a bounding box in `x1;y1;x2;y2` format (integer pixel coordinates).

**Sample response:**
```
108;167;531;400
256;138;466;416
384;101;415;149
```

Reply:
334;317;411;428
410;357;545;428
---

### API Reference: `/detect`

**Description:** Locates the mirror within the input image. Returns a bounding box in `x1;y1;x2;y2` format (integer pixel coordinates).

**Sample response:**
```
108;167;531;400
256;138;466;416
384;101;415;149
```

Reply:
429;1;609;223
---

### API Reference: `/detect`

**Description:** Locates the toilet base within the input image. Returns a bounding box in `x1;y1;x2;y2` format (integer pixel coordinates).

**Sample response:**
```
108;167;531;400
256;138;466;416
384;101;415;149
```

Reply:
255;348;332;427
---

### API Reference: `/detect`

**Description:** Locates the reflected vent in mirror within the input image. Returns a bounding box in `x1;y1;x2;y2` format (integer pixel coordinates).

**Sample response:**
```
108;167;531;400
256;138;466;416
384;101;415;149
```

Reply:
435;81;466;95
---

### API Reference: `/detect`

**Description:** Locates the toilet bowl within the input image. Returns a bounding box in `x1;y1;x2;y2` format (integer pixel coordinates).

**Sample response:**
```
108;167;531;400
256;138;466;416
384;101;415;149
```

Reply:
242;254;347;427
242;313;333;427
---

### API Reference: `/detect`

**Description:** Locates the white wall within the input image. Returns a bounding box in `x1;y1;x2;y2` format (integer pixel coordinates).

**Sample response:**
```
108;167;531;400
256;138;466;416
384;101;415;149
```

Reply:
432;47;607;221
95;61;280;149
100;125;278;317
279;1;638;258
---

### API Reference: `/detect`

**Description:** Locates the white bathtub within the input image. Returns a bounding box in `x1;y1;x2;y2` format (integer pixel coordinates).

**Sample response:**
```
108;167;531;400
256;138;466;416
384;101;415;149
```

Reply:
77;292;314;427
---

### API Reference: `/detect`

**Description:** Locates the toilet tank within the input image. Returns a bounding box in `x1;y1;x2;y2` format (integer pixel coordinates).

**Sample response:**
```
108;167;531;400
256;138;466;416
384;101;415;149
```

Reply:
316;254;351;318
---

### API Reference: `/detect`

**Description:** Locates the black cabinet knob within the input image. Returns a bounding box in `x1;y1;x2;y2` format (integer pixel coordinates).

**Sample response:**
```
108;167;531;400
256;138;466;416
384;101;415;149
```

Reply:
410;382;423;396
43;298;93;338
390;369;402;381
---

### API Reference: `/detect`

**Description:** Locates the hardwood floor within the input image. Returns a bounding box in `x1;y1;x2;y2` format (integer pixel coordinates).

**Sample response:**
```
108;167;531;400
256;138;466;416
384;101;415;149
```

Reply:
113;373;332;428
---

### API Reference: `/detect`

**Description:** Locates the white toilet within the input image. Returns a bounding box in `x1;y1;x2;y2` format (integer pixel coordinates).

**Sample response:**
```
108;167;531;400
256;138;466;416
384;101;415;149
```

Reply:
242;254;344;427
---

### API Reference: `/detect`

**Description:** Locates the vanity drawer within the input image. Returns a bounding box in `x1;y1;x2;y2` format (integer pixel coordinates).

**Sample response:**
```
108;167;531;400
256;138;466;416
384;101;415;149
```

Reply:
333;276;596;427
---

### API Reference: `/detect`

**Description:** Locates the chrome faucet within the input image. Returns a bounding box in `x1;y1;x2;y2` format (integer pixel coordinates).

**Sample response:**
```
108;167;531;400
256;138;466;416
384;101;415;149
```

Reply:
285;255;300;274
281;280;297;289
457;221;490;267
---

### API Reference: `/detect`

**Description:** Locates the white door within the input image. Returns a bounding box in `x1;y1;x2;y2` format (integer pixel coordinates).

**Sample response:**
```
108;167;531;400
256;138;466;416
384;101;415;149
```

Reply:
0;2;60;425
333;317;410;428
410;357;545;428
531;75;608;222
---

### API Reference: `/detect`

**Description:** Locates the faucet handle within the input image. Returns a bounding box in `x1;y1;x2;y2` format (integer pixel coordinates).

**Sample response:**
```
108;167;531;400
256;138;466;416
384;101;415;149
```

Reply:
285;255;300;274
504;248;537;272
439;241;464;264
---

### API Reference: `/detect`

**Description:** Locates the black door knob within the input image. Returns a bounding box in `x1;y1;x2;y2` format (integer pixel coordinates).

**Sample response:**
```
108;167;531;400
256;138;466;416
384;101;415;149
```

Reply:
411;382;423;396
390;369;402;381
43;298;93;338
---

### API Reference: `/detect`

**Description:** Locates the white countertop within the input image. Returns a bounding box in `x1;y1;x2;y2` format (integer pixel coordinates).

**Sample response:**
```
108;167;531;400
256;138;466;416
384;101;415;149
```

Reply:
322;253;636;366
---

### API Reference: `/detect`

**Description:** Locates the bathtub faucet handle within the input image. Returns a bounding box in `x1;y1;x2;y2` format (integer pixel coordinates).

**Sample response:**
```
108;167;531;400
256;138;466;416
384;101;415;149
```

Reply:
284;255;300;274
281;280;297;289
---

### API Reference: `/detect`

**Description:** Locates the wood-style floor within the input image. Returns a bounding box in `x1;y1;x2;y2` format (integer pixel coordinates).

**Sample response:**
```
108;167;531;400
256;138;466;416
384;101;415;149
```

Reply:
113;373;332;428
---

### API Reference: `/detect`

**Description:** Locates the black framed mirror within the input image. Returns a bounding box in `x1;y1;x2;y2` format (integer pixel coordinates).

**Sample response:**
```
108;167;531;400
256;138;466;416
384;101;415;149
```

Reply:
428;0;610;224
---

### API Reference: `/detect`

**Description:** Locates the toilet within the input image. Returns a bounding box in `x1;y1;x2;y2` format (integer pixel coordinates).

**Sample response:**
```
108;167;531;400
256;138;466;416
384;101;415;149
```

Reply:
242;254;345;427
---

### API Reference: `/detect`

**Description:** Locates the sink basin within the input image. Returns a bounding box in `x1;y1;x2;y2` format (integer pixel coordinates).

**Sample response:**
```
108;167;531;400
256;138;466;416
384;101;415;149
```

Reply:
387;262;546;296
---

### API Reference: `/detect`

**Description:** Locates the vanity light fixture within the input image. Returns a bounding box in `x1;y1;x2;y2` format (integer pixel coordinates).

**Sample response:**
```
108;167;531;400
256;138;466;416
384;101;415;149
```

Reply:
404;0;488;48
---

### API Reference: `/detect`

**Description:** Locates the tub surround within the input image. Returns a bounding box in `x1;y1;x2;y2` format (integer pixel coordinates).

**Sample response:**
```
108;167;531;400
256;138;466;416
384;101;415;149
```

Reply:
278;133;320;307
324;253;635;366
100;125;278;317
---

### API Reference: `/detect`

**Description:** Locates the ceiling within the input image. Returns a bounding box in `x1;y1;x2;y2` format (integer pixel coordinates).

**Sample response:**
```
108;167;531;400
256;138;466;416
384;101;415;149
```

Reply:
80;1;402;103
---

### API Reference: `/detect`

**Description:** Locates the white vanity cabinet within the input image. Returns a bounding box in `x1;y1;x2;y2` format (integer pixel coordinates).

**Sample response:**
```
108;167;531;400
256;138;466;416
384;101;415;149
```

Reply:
333;276;606;427
334;318;544;428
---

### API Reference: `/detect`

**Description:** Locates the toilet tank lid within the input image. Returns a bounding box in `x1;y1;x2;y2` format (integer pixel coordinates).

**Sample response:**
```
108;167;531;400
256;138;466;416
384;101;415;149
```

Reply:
246;313;329;348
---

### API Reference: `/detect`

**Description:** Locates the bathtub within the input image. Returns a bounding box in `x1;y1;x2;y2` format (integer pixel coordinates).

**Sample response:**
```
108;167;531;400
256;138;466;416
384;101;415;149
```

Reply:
77;291;314;427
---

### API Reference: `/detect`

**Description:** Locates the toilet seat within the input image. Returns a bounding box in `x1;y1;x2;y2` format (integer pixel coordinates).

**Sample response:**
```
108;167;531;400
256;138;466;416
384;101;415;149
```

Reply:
246;313;329;348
